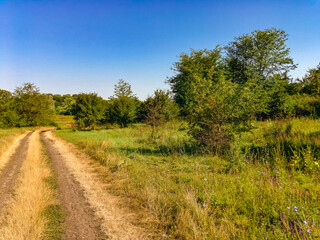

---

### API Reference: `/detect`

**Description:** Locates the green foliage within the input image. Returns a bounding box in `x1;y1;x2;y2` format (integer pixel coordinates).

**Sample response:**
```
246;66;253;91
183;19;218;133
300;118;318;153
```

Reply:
73;93;106;129
302;63;320;95
142;89;179;130
167;48;225;115
225;28;296;84
108;80;139;127
53;94;76;115
13;83;55;126
189;79;256;152
114;79;134;98
0;89;18;128
108;96;138;128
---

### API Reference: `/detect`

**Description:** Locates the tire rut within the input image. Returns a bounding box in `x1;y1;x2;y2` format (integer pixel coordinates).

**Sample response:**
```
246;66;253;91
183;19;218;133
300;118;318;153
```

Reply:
41;131;106;240
0;131;33;213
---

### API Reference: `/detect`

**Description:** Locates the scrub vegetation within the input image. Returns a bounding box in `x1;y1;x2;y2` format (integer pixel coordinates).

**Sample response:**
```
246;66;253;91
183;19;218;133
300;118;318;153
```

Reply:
57;119;320;239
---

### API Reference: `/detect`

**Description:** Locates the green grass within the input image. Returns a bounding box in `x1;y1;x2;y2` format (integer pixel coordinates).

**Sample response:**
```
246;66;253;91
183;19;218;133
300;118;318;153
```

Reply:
41;138;66;240
54;115;75;129
57;119;320;239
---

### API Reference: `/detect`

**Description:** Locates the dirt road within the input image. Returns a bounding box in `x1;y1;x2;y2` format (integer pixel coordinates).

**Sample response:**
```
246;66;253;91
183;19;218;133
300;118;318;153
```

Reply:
0;130;149;240
0;132;32;213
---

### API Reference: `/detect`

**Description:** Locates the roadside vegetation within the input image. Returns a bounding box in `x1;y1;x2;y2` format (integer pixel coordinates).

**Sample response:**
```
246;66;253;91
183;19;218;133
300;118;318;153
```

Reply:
0;128;29;161
57;118;320;239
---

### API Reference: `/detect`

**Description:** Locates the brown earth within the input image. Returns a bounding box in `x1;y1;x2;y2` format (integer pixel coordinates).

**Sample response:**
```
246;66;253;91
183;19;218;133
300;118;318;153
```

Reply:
41;130;107;240
0;132;33;213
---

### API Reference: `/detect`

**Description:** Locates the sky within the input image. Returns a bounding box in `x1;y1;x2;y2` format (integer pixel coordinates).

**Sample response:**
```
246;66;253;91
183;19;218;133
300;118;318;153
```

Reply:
0;0;319;100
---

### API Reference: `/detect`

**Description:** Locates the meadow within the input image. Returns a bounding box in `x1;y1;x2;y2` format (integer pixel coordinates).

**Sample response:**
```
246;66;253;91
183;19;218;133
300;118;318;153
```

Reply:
57;118;320;239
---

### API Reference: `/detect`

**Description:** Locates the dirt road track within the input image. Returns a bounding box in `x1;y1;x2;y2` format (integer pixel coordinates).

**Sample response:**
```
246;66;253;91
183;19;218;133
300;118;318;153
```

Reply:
0;132;32;213
41;131;106;240
0;130;150;240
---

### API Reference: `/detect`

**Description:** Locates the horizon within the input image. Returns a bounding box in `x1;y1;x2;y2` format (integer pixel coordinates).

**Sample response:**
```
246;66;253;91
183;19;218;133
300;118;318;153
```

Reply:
1;0;319;100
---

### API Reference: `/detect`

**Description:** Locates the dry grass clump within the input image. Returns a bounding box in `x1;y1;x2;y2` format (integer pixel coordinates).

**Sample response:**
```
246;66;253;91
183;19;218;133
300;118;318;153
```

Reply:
0;131;55;239
0;130;28;171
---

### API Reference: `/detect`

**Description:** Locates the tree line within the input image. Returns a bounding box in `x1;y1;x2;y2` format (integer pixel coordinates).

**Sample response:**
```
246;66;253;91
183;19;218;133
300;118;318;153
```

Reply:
1;28;319;151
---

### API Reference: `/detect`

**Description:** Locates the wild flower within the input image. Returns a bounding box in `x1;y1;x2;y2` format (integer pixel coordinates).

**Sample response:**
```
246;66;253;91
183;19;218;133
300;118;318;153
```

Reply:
294;206;298;212
204;178;207;181
303;221;307;225
202;204;206;207
307;229;311;234
287;207;290;209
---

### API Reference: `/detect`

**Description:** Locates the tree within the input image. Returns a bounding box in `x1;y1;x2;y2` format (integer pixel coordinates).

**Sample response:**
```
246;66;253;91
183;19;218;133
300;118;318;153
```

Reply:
53;94;76;115
225;28;297;84
13;83;55;126
0;90;18;127
73;93;106;129
167;48;225;115
302;64;320;95
189;79;256;152
108;80;139;127
142;89;179;132
114;79;135;98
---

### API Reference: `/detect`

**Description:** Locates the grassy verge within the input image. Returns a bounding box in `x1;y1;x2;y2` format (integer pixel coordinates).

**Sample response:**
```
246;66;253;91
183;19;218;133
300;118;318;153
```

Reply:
54;115;75;129
57;119;320;239
41;136;66;240
0;128;29;156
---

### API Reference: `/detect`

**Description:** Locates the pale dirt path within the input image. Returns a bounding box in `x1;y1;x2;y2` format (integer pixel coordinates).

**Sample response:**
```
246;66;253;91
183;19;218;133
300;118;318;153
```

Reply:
0;132;32;213
0;130;53;239
42;131;151;240
41;131;106;240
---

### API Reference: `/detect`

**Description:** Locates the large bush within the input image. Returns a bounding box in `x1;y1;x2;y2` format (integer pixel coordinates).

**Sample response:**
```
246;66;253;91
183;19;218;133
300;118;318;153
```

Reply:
108;80;139;127
141;89;179;130
73;93;106;129
13;83;55;126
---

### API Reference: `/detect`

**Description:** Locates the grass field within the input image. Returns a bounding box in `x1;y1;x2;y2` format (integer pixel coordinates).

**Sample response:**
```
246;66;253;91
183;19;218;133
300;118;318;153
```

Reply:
57;118;320;239
54;115;75;129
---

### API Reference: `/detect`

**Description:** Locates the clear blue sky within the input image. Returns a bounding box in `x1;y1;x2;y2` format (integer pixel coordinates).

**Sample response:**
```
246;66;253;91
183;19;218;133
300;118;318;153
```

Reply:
1;0;319;99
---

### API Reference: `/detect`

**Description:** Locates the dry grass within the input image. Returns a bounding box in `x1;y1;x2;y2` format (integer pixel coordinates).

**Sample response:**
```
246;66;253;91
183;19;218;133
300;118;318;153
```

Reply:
0;131;55;240
0;130;29;172
45;131;152;240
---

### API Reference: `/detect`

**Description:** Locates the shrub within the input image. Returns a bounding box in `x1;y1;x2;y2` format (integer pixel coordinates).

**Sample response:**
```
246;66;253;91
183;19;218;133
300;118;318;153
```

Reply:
73;93;106;129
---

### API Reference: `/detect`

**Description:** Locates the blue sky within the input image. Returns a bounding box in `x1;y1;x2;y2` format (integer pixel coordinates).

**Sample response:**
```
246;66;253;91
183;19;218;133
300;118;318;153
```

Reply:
1;0;319;99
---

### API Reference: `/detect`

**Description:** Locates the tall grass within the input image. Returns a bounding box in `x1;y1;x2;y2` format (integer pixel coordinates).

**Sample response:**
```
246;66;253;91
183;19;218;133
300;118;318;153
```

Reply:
0;131;63;240
0;128;29;157
57;119;320;239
